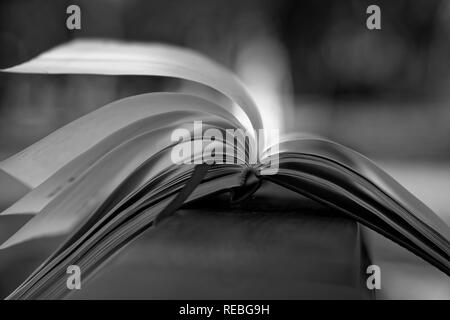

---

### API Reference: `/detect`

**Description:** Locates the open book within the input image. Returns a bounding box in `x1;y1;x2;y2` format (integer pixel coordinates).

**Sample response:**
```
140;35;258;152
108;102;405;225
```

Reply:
0;40;448;299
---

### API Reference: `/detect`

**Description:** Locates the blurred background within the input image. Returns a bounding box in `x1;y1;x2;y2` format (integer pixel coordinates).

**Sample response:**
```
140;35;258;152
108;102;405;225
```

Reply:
0;0;449;298
1;0;450;159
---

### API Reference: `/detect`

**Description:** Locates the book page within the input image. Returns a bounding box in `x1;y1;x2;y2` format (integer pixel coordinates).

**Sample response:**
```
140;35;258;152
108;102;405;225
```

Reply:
0;92;241;189
3;39;262;139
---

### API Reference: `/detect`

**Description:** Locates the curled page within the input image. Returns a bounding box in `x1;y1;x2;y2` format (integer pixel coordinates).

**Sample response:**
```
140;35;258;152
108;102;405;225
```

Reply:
0;93;240;216
1;39;262;188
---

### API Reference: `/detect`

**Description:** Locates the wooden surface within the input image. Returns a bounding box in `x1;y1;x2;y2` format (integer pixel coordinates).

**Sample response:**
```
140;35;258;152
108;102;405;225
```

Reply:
67;182;373;299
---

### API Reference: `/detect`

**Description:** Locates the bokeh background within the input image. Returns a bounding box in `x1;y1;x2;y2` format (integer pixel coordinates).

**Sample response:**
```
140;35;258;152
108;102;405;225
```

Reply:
0;0;449;298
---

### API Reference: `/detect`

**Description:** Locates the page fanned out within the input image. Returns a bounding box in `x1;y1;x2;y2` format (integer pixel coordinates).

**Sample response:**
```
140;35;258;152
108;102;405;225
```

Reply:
0;39;262;188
